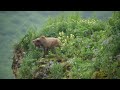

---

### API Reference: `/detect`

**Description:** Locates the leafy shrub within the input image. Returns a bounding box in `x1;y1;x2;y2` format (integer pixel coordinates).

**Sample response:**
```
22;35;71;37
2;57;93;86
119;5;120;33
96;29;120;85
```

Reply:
14;11;120;79
70;58;95;79
49;62;64;79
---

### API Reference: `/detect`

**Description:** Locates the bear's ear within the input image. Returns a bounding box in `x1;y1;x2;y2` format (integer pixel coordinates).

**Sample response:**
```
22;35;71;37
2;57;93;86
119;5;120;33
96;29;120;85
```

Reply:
36;38;41;42
32;40;35;43
41;35;46;39
33;38;40;43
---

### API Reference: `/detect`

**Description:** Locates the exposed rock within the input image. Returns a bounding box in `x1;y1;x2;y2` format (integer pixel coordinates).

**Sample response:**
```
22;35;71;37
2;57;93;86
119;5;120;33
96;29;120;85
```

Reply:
11;48;25;78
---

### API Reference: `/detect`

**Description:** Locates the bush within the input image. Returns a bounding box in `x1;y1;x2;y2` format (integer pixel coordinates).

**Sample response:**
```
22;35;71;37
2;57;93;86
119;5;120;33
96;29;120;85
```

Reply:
13;11;120;79
49;62;64;79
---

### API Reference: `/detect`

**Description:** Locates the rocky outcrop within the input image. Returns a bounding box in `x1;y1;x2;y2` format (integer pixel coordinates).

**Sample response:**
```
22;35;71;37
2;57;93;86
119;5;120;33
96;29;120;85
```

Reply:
11;47;25;79
12;50;72;79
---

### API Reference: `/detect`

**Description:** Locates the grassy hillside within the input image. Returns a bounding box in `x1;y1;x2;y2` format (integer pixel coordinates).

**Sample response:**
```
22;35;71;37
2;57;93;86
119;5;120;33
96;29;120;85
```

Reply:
0;11;113;79
11;11;120;79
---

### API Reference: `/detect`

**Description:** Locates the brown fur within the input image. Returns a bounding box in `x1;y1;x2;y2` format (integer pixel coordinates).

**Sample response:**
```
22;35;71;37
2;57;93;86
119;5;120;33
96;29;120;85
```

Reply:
33;36;61;57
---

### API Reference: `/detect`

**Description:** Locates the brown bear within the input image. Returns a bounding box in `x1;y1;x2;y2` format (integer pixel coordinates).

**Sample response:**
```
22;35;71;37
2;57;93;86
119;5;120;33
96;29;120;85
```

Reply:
33;35;61;58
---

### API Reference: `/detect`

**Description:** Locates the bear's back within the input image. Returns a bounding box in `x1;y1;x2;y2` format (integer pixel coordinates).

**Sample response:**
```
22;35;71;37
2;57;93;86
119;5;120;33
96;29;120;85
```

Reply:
46;37;61;48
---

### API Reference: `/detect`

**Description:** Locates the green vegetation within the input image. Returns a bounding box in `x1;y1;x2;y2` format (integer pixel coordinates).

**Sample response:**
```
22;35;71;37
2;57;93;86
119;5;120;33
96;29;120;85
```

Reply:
0;11;114;79
12;11;120;79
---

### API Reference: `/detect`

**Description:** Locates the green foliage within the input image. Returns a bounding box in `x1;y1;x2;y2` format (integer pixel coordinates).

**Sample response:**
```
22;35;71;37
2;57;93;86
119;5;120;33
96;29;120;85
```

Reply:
18;56;38;79
94;11;120;79
69;58;95;79
12;11;120;79
0;11;114;79
49;62;64;79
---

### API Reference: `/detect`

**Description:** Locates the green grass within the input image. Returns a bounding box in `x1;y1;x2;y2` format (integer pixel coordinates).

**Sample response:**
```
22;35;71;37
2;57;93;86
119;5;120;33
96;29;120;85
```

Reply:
14;11;120;79
0;11;113;79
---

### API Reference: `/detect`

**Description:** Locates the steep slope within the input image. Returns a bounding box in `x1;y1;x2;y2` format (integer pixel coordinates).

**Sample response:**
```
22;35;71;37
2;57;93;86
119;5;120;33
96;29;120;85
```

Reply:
11;12;120;79
0;11;113;79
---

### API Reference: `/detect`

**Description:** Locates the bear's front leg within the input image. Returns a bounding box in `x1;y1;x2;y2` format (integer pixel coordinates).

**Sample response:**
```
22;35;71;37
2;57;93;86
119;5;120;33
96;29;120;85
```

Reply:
43;48;48;58
43;48;46;58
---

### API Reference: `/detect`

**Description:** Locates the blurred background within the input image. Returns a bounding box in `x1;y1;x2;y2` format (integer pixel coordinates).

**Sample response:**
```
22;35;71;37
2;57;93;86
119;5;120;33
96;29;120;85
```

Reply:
0;11;113;79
